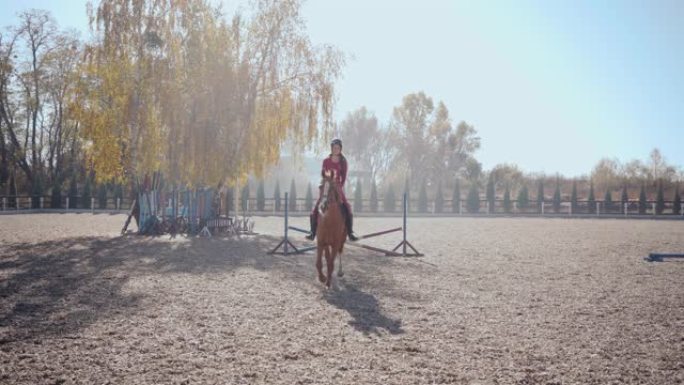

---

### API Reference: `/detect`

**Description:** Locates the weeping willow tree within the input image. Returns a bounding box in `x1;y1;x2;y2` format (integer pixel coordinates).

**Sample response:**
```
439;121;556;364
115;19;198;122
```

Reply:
77;0;343;187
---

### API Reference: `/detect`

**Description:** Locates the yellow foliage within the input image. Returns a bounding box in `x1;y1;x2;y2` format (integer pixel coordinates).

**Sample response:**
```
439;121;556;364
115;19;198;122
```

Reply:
78;0;343;187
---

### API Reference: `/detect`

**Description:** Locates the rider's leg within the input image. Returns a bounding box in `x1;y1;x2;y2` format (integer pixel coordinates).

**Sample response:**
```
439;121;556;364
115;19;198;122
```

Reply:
306;185;324;240
341;202;359;241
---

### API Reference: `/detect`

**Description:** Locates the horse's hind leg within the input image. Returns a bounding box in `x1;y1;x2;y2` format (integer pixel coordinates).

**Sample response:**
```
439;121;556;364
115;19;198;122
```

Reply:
316;246;326;284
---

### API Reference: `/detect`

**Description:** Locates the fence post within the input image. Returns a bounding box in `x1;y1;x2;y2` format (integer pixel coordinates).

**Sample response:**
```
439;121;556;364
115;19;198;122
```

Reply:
486;201;489;215
459;200;462;215
596;202;600;216
569;202;572;215
624;202;628;216
91;198;95;214
514;202;518;213
541;202;544;215
66;197;70;211
40;197;44;209
2;197;5;211
652;202;656;216
117;197;121;211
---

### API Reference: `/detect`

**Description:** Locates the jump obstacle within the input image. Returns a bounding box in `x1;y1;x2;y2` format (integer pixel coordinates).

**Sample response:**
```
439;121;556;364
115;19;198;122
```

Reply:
647;253;684;262
269;192;423;257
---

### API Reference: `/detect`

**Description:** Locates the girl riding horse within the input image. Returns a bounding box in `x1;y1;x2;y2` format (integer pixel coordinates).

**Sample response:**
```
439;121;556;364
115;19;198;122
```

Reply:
306;138;359;242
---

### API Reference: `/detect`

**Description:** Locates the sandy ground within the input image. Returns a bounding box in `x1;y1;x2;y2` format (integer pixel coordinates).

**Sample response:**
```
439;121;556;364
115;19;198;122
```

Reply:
0;213;683;384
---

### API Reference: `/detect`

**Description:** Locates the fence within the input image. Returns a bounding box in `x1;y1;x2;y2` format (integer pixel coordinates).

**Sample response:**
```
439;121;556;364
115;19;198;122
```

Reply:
2;195;683;217
0;195;131;212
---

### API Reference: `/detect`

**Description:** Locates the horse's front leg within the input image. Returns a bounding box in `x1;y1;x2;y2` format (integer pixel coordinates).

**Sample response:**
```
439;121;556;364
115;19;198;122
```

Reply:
316;246;326;284
337;246;344;278
325;247;335;289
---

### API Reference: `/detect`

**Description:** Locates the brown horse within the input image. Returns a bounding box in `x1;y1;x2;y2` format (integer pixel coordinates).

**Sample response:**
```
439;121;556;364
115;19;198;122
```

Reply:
316;171;347;288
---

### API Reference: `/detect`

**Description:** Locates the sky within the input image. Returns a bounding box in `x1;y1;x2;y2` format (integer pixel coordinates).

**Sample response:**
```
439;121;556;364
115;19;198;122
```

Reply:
1;0;682;177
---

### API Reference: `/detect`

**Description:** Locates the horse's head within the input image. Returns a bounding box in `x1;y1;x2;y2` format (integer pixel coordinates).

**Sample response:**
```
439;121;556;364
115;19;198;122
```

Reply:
321;170;342;209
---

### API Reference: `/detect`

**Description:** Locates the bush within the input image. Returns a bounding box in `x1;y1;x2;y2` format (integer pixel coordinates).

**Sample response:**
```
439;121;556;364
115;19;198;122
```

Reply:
113;184;124;208
307;182;315;212
241;183;250;212
588;181;596;214
384;183;396;212
353;179;363;212
418;179;428;213
8;174;17;208
98;184;108;209
68;177;78;209
289;179;297;211
466;183;480;213
553;181;561;213
571;181;578;214
370;179;379;212
82;178;92;209
537;180;544;213
656;180;665;215
503;185;511;214
452;179;461;213
486;177;495;214
638;185;647;214
434;180;444;213
604;190;613;213
273;181;281;211
32;176;43;209
621;185;629;214
225;187;235;212
51;183;62;209
257;180;265;211
517;185;529;211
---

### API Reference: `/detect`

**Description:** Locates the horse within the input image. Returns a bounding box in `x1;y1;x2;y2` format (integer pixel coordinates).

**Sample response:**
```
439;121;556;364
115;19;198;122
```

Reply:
315;171;347;288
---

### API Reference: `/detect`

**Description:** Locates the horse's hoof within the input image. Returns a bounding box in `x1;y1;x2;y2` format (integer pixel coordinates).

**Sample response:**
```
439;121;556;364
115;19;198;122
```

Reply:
318;274;326;283
337;271;344;277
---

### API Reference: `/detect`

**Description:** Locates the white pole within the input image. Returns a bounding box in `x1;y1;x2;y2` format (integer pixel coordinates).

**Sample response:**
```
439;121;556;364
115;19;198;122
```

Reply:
541;202;544;215
2;197;5;211
652;202;656;216
569;202;572;215
91;198;95;213
459;200;462;215
486;201;489;214
117;197;121;211
66;197;70;211
596;202;600;216
40;197;44;209
624;202;628;216
29;197;33;211
681;203;684;216
514;201;518;213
